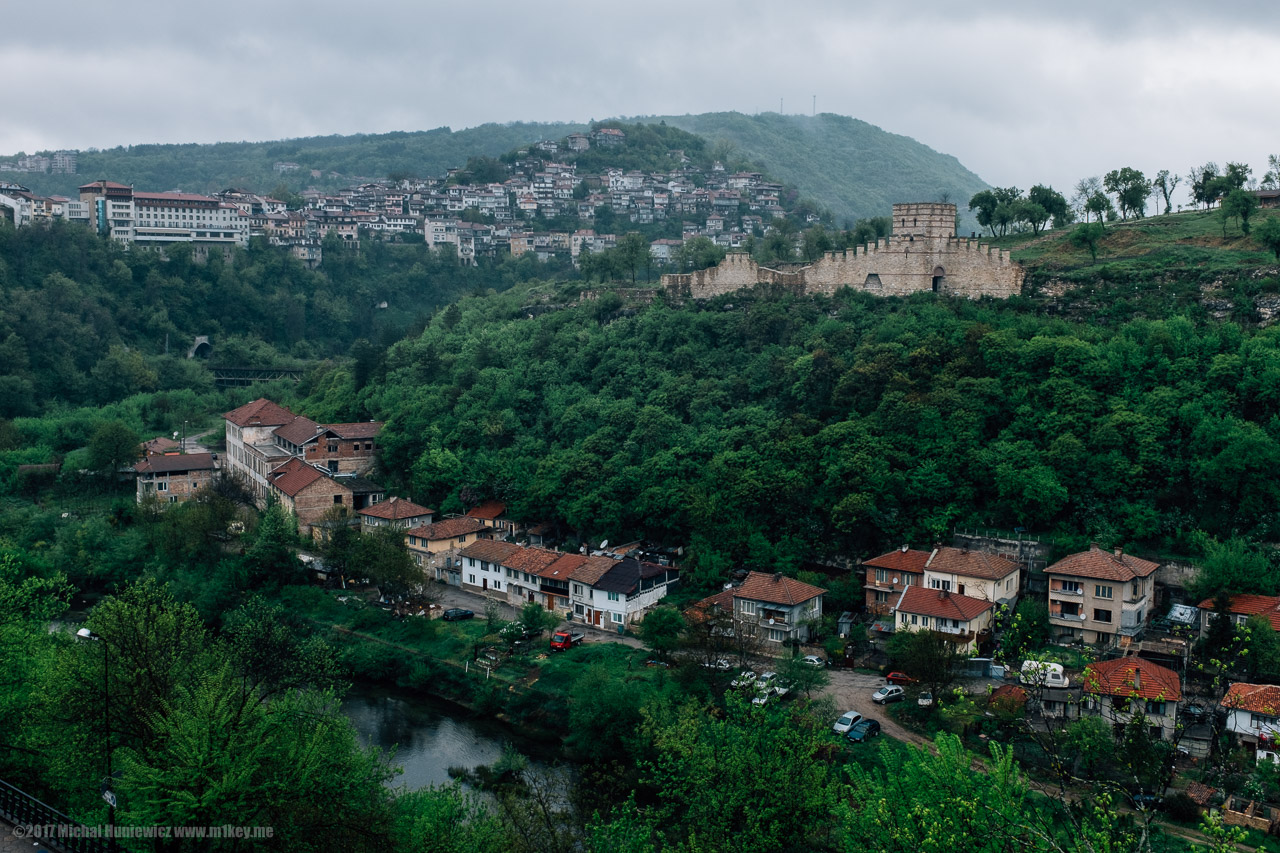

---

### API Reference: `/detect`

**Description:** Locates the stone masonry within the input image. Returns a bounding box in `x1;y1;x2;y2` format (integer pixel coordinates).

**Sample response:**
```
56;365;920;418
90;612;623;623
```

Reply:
661;203;1023;300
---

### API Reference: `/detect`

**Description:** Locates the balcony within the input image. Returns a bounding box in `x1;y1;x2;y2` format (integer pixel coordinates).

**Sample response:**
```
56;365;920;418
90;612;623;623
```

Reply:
1050;611;1085;623
1049;587;1083;597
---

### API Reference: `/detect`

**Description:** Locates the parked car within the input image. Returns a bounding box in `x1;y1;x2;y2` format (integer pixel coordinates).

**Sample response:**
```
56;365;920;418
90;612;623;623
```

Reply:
802;654;827;667
701;658;732;671
846;719;882;743
756;671;779;692
833;711;864;734
918;691;934;708
873;685;905;704
751;690;773;706
645;658;671;668
885;671;916;685
549;630;585;651
731;670;759;689
442;608;474;622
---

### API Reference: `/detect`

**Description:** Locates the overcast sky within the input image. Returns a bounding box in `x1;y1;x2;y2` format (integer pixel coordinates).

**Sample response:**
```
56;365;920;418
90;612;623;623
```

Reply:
3;1;1277;201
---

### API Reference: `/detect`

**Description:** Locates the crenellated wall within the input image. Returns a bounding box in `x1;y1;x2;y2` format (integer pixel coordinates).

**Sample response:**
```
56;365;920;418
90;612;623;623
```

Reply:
662;202;1024;300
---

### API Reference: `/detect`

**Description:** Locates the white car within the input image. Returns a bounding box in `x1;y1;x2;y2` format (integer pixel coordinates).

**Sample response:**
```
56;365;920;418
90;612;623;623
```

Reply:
833;711;864;734
802;654;826;667
918;691;934;708
756;671;779;692
731;670;758;689
701;658;732;671
751;690;772;706
872;685;905;705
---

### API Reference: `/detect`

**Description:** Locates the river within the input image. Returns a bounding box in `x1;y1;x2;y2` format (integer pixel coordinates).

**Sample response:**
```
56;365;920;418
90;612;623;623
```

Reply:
341;682;565;791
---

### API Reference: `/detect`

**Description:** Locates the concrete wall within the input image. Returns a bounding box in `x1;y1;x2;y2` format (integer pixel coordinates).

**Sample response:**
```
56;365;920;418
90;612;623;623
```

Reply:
661;203;1024;301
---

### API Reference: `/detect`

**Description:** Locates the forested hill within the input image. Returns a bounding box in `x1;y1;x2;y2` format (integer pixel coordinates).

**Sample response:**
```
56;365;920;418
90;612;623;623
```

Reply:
296;208;1280;583
7;112;988;224
652;112;990;226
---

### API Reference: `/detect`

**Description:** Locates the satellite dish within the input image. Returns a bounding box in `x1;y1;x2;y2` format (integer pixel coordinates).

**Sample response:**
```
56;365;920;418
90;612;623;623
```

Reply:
893;577;899;584
599;540;609;549
768;618;775;625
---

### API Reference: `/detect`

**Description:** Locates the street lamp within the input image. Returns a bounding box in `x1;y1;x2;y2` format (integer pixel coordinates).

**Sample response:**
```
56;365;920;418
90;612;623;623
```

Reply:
75;628;117;852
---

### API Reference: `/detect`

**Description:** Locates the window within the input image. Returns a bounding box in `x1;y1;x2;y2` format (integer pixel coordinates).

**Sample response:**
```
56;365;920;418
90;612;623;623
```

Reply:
1251;713;1276;728
1095;585;1113;599
901;612;908;624
468;574;476;584
1145;701;1166;716
1094;609;1112;623
611;612;623;624
333;495;342;504
574;604;584;615
910;614;919;625
573;584;582;595
493;581;501;590
608;591;620;602
930;578;951;592
156;481;168;491
328;443;338;453
1112;696;1132;713
874;591;889;604
875;569;889;583
1058;581;1082;594
740;600;756;616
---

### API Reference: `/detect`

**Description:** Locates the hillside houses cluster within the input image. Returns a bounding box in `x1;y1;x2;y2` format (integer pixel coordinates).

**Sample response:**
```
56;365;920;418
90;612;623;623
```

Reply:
0;128;798;269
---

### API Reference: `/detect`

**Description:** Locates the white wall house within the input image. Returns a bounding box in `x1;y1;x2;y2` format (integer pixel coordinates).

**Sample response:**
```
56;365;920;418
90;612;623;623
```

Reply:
920;546;1021;606
730;572;825;646
1222;683;1280;746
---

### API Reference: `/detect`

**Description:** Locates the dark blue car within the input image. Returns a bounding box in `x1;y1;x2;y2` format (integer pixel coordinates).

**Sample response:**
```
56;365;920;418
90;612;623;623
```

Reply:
846;719;881;743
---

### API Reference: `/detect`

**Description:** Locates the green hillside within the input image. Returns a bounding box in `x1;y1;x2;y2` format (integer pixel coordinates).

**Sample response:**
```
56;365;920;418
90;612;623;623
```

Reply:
652;112;990;227
5;112;988;226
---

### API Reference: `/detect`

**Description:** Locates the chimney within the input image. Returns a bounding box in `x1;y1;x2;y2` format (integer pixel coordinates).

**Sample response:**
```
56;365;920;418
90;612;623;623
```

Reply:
1114;547;1123;557
901;544;909;553
1133;667;1142;692
773;573;782;583
939;589;949;600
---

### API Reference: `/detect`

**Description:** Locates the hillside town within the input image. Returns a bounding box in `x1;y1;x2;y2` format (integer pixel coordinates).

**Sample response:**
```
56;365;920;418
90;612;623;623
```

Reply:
0;126;806;269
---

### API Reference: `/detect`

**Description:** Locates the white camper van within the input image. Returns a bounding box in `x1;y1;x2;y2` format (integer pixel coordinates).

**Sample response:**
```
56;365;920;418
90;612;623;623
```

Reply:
1019;660;1069;688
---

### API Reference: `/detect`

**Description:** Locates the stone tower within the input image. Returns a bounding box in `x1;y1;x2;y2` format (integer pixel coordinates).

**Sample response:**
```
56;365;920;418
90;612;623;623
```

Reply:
891;202;955;240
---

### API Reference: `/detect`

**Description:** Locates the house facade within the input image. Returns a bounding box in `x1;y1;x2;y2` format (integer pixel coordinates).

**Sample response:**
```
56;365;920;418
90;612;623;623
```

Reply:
1196;594;1280;637
1048;545;1159;645
891;586;995;654
465;500;519;535
133;453;216;506
920;546;1021;606
458;539;521;596
265;458;382;536
1081;657;1182;741
1222;683;1280;747
223;399;298;505
731;572;825;646
863;547;929;615
357;497;434;532
405;517;493;585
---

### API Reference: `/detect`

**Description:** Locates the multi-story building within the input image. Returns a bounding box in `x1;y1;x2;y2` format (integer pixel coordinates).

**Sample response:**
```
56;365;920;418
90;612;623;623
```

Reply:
79;180;249;250
1081;657;1182;740
357;497;434;532
133;453;217;506
920;547;1021;607
890;586;995;655
223;398;298;505
730;571;825;646
863;547;931;615
405;517;493;585
1047;545;1159;645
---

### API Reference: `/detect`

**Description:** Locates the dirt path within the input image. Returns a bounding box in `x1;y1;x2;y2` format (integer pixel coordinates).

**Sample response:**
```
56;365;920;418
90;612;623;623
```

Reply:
820;669;931;747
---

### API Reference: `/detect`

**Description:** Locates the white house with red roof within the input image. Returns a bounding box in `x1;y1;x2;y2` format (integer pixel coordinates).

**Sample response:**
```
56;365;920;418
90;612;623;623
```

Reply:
1048;545;1159;645
1221;683;1280;750
863;546;931;615
465;500;519;535
1082;657;1182;740
358;496;434;532
405;517;493;585
921;546;1022;606
1196;594;1280;636
222;398;298;504
891;586;995;654
730;571;826;646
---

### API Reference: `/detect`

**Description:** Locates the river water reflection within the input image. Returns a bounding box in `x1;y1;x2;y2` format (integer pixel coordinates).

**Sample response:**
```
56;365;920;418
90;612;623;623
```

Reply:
341;682;561;791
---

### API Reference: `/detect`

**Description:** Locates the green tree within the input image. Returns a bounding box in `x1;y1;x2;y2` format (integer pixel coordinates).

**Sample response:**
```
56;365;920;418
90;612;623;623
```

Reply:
1221;188;1259;236
638;605;685;660
1084;191;1114;225
1152;170;1180;214
91;345;159;404
1256;215;1280;260
886;629;965;701
1103;167;1151;219
86;420;141;478
616;233;650;285
1027;184;1069;232
777;654;830;699
1070;222;1105;264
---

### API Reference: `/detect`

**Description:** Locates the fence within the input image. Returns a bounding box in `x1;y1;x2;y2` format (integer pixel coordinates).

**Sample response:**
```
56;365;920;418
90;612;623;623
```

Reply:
0;778;109;853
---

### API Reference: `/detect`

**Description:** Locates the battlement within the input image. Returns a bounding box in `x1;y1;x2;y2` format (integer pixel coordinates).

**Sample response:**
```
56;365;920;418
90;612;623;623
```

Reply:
891;202;956;240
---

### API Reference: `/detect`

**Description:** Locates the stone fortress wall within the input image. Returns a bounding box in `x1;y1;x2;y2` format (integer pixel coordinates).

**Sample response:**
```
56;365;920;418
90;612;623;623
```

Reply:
660;203;1024;300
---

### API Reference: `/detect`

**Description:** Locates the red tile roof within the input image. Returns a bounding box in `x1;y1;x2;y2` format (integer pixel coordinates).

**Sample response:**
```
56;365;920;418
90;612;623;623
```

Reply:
324;422;382;440
1083;657;1182;702
569;555;620;585
540;553;587;580
133;453;216;474
684;588;735;624
1222;683;1280;715
466;500;507;520
273;416;322;446
925;547;1021;581
734;571;825;606
223;398;296;427
1195;594;1280;632
358;497;434;520
459;539;521;563
267;458;326;497
404;517;490;541
141;436;179;455
864;547;931;575
504;547;560;574
894;585;994;622
1046;545;1160;582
